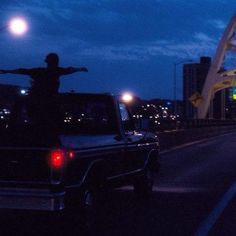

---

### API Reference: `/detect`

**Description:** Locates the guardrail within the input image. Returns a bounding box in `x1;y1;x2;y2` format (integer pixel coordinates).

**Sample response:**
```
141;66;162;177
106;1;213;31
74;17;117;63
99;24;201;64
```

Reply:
137;118;236;132
157;125;236;151
136;118;236;151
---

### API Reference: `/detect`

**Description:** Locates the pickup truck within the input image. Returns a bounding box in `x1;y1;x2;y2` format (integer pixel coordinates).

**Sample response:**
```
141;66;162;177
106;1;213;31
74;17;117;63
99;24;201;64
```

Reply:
0;92;160;213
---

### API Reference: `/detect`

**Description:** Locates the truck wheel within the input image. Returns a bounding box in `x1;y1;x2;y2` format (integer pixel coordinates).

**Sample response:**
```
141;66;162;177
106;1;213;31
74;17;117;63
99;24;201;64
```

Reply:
82;168;107;226
82;189;98;227
133;164;155;197
84;189;96;210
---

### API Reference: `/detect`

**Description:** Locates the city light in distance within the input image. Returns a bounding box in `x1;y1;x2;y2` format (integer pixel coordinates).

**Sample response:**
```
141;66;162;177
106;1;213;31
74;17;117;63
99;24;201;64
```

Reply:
8;17;28;36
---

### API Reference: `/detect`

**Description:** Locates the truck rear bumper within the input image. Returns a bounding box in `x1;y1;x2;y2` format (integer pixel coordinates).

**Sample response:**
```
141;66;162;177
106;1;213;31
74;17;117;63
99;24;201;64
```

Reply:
0;188;65;211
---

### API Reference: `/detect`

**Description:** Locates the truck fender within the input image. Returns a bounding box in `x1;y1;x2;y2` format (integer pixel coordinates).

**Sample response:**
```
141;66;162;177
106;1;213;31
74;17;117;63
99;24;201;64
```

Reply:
81;159;108;188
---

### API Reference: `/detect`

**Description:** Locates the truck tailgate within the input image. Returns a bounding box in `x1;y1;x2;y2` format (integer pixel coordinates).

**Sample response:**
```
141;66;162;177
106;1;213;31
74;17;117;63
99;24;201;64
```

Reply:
0;148;51;183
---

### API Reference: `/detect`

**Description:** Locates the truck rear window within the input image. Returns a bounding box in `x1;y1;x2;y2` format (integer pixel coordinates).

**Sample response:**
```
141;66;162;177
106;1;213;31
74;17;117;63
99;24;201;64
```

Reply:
0;94;118;135
60;99;117;134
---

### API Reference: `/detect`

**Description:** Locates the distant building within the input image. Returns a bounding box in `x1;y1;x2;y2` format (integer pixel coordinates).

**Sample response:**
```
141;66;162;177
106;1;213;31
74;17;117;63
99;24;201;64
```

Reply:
0;84;25;121
0;84;22;107
183;57;211;119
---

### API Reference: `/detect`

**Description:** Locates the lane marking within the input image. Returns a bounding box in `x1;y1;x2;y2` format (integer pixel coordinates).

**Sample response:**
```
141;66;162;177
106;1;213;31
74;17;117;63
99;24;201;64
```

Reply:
118;186;205;193
194;181;236;236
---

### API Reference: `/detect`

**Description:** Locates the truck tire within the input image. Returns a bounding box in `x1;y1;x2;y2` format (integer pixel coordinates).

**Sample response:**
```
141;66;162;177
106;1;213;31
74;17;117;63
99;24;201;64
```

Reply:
82;170;107;227
133;164;155;197
82;188;98;227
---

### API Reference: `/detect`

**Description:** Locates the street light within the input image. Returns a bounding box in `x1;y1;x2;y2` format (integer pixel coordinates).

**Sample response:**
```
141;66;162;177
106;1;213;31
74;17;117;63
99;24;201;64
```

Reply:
173;59;193;114
122;92;134;103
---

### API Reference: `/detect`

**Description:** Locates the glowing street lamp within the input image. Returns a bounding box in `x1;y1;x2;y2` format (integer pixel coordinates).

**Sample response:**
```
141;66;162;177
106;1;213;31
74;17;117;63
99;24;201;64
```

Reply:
8;17;28;36
122;93;134;103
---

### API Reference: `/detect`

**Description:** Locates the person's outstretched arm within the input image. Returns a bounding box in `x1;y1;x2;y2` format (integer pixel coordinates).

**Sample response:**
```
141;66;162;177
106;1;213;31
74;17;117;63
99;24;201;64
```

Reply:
70;67;88;73
0;68;31;75
60;67;88;75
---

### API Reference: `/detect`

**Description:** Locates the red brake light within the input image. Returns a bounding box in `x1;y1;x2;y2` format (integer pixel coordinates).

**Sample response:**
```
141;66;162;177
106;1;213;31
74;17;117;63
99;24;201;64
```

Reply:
68;151;75;159
50;150;64;169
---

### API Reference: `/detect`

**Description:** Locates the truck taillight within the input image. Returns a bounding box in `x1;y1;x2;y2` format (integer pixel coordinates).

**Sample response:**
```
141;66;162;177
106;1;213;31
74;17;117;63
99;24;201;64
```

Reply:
68;151;75;159
50;150;64;169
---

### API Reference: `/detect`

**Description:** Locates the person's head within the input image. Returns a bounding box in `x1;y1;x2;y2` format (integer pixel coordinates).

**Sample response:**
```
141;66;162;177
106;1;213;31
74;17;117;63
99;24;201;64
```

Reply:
45;53;59;68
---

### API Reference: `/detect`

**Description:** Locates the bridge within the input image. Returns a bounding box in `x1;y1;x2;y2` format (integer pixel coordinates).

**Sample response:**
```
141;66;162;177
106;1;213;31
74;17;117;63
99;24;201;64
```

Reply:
198;14;236;118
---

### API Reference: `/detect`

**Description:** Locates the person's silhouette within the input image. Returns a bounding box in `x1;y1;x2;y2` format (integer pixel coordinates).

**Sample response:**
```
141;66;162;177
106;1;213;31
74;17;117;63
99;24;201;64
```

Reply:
0;53;88;131
0;52;88;98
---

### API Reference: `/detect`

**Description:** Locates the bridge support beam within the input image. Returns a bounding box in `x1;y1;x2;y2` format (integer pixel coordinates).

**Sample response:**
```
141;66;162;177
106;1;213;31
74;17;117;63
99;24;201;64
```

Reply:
197;14;236;119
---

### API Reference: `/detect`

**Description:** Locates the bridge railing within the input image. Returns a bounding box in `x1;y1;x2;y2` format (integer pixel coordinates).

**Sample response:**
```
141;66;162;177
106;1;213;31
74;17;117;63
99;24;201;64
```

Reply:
135;118;236;151
136;118;236;132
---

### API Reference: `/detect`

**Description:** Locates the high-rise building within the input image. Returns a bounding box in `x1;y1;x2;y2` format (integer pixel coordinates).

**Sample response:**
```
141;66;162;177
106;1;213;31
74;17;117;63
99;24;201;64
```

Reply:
183;57;211;119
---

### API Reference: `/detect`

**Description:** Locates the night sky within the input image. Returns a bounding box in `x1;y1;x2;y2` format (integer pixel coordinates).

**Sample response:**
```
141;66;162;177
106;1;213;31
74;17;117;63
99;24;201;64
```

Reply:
0;0;236;100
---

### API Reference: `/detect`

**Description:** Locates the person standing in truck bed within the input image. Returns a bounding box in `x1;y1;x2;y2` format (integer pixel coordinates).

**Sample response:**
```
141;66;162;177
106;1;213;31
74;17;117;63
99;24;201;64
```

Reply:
0;53;88;132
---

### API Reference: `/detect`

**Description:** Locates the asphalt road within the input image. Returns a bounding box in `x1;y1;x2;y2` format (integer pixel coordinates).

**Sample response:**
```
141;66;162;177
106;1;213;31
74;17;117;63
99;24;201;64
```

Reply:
1;132;236;236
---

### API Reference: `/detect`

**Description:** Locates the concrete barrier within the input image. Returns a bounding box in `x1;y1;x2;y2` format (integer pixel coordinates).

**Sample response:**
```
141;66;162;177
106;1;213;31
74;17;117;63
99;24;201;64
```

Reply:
157;125;236;151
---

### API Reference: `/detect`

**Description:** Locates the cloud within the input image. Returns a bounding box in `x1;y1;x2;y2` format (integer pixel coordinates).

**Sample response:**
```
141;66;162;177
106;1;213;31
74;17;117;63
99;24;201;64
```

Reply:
194;32;214;41
80;32;217;61
208;19;226;30
0;0;223;62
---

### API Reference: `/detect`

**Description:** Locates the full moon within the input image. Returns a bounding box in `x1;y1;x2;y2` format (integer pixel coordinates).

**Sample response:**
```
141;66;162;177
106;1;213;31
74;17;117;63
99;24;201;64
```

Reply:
9;18;28;36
